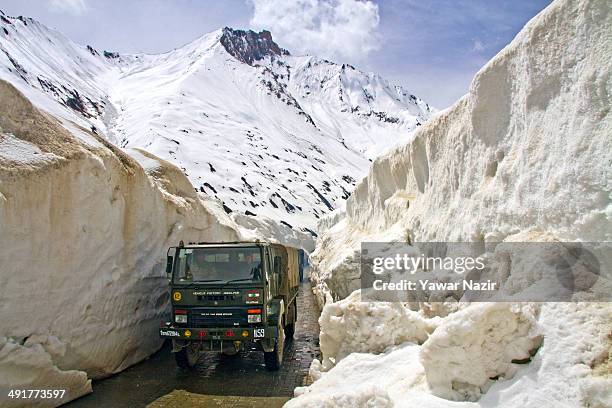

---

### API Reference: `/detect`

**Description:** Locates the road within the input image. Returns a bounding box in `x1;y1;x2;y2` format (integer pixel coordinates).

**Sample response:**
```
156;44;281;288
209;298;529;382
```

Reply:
67;280;320;407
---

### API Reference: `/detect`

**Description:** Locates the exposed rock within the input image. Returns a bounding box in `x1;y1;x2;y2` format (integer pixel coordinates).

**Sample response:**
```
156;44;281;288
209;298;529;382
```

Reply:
220;27;289;66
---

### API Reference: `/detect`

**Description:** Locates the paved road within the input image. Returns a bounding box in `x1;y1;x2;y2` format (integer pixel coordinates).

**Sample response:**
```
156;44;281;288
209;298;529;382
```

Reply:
148;391;290;407
68;280;320;407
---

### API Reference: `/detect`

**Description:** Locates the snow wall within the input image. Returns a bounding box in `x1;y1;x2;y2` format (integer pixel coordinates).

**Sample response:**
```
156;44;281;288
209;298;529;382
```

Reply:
300;0;612;406
0;80;240;406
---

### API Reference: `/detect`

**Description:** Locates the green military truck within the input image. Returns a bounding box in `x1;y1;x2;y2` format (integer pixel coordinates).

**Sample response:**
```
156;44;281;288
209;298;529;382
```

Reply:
159;241;300;371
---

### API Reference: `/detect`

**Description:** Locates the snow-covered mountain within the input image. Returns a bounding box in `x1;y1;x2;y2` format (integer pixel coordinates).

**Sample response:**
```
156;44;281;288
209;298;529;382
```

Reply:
0;12;432;234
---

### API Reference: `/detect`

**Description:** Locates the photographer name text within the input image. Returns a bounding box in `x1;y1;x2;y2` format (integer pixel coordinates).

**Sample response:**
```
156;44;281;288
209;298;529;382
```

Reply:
372;279;497;291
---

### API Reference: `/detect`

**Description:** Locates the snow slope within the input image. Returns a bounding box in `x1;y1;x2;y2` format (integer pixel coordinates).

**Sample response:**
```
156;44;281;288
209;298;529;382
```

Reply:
0;15;432;234
298;0;612;406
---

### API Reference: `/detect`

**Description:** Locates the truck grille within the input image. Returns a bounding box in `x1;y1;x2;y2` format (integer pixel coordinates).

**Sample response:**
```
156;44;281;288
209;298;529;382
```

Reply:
188;307;248;327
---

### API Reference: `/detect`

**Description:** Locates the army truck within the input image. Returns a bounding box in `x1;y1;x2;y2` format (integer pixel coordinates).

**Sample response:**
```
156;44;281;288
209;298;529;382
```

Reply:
159;241;300;371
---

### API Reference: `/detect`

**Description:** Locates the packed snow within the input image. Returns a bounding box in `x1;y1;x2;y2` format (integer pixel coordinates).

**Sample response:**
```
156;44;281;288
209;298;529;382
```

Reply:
299;0;612;406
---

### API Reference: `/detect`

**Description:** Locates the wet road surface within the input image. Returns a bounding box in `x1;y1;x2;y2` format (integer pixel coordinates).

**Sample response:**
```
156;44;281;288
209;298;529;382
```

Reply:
148;391;290;407
67;280;320;407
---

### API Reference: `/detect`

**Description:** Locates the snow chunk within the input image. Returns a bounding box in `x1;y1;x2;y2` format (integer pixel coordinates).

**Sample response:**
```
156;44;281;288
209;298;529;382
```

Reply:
318;290;435;370
420;303;542;401
0;337;91;406
287;345;419;408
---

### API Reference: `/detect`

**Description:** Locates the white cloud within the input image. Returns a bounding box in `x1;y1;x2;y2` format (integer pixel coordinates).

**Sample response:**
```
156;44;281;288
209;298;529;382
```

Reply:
471;39;485;52
248;0;381;61
48;0;87;15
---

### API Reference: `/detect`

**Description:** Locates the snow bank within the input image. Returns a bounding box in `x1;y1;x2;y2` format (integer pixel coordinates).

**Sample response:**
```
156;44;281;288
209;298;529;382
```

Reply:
0;80;242;406
298;0;612;405
309;216;406;308
311;0;612;303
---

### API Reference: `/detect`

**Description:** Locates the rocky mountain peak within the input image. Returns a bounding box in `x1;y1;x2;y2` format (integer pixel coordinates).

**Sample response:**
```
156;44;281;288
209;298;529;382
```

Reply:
220;27;289;65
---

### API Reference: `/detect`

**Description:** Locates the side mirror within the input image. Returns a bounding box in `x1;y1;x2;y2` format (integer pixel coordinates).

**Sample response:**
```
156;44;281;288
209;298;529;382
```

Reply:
166;255;173;279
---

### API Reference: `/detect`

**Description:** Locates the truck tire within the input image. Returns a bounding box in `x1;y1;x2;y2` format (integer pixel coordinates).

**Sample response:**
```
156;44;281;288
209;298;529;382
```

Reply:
222;349;239;357
284;323;295;339
175;344;199;368
284;303;297;339
264;322;285;371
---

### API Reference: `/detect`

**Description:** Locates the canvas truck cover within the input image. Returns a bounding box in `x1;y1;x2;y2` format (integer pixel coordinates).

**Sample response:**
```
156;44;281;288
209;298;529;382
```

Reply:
285;247;300;289
270;244;300;296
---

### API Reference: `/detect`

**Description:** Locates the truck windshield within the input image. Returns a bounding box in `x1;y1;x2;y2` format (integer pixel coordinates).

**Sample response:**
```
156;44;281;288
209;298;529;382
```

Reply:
173;247;263;284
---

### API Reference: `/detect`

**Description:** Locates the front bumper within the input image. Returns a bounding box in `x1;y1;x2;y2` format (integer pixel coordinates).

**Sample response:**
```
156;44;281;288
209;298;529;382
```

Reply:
159;325;278;341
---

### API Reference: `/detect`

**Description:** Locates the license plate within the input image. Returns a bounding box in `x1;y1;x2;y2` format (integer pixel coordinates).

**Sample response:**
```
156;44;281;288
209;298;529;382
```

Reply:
254;329;265;338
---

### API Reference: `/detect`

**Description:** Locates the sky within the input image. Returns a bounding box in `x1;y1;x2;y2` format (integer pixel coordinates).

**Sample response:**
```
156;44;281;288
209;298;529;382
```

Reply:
0;0;552;108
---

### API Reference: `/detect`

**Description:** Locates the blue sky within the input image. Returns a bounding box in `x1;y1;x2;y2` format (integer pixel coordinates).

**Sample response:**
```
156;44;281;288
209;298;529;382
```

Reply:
0;0;551;108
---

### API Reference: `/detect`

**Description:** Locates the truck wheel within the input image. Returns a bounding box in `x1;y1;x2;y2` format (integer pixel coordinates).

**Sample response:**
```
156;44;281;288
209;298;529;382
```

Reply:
284;323;295;339
175;344;199;368
264;322;285;371
284;304;297;339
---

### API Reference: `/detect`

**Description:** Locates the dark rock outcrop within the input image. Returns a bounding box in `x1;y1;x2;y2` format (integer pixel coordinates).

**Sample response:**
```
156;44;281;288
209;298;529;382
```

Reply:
220;27;289;66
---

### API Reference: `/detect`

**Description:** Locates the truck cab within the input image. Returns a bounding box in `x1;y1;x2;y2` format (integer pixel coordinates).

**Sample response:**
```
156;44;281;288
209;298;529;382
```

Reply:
159;241;300;371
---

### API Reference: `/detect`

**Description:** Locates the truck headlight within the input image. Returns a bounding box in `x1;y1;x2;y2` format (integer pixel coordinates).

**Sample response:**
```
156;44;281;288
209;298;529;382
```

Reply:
175;314;187;324
248;314;262;323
